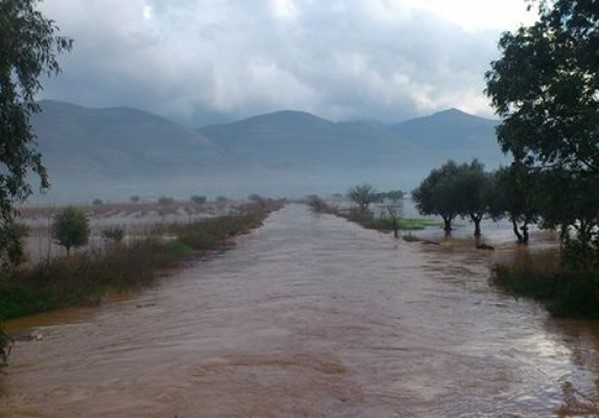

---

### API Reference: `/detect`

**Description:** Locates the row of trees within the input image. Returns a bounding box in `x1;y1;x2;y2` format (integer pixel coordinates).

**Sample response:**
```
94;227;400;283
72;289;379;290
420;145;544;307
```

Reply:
412;160;537;242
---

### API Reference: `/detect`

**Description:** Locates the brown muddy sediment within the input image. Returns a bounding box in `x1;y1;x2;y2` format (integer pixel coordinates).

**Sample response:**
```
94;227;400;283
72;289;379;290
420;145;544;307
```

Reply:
1;204;598;417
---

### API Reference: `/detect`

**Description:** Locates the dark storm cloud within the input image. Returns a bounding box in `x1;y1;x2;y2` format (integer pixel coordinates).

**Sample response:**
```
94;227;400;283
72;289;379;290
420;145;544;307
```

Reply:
38;0;532;125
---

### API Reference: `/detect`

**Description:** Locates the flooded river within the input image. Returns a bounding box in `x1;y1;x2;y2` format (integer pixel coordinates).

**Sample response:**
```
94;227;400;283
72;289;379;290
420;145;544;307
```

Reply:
2;204;599;417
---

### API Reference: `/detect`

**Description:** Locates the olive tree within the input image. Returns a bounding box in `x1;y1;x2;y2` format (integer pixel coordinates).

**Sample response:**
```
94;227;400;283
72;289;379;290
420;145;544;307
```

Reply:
454;160;494;237
412;161;462;235
485;0;599;260
0;0;72;267
488;164;540;245
52;207;90;255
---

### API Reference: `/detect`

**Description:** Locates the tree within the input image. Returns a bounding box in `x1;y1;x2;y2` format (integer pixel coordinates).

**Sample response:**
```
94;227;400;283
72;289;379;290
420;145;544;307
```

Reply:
412;161;462;235
454;159;493;237
190;194;206;205
158;196;175;205
307;194;328;213
374;189;405;202
0;0;72;267
485;0;599;260
52;207;90;255
382;201;404;238
347;184;377;214
488;164;540;244
130;195;140;203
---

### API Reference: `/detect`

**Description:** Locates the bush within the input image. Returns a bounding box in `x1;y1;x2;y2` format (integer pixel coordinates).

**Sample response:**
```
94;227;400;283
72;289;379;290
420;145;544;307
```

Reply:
102;226;125;243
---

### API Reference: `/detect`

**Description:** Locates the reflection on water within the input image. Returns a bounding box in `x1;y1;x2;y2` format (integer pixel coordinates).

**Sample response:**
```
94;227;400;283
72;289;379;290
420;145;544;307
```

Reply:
1;204;599;417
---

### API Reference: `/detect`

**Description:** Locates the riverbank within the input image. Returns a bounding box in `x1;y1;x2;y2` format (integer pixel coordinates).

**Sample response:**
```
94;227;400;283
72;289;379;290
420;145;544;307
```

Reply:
491;250;599;318
308;198;438;234
0;201;283;321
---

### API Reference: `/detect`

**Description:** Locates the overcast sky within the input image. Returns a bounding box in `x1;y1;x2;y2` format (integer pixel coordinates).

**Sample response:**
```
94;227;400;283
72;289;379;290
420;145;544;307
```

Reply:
38;0;537;126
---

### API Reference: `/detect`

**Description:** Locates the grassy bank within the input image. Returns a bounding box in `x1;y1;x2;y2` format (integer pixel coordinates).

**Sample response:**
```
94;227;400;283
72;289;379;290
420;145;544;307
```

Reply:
340;211;440;232
0;202;282;321
490;251;599;318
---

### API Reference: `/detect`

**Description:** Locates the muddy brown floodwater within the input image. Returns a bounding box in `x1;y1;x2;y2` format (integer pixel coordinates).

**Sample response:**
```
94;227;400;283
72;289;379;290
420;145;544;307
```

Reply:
2;204;599;417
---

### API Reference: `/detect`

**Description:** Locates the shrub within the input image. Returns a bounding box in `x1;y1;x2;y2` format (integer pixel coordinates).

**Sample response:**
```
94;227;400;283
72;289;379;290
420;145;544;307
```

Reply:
102;226;125;243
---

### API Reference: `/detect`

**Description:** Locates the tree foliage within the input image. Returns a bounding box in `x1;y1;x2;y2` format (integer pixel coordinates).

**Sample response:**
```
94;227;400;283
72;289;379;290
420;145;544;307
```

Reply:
485;0;598;262
52;206;90;255
485;0;598;173
0;0;72;266
347;184;377;214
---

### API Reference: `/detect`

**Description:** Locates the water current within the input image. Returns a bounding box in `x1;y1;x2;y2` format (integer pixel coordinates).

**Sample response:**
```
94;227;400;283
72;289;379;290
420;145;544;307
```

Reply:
2;204;599;417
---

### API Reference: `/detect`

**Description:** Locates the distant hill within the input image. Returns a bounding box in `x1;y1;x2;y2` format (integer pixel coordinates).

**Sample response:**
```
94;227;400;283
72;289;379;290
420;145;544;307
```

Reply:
199;107;506;191
31;100;223;201
200;110;411;170
29;101;507;202
391;108;502;162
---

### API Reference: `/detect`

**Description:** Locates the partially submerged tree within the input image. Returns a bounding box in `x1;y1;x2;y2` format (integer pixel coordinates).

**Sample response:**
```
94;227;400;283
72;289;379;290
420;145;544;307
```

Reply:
347;184;377;214
52;207;90;255
489;164;539;244
454;160;494;236
413;160;495;236
0;0;72;268
412;161;462;235
382;201;404;238
485;0;599;263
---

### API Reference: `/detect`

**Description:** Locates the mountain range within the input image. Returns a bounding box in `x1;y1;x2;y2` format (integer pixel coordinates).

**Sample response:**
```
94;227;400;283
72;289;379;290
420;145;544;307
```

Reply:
29;100;506;202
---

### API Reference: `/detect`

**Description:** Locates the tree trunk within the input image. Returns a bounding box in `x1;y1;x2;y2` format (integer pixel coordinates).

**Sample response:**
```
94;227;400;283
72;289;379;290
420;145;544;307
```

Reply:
521;222;529;245
512;218;524;244
470;213;482;236
443;216;452;236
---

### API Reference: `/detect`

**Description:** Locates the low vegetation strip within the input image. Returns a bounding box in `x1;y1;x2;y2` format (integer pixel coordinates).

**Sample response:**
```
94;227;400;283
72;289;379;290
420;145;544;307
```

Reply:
0;202;283;321
490;252;599;318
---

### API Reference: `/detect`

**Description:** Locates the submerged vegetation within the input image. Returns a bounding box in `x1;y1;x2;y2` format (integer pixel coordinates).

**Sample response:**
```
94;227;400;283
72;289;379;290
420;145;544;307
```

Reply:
307;192;438;235
491;251;599;318
0;201;282;321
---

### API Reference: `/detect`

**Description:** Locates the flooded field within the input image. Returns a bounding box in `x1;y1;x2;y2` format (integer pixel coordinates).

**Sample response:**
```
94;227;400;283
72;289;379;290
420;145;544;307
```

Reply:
18;201;228;263
2;204;599;417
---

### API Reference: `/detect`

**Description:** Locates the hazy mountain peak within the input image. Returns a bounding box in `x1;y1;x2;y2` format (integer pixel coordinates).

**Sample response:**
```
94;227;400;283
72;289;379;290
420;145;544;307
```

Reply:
235;109;333;127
